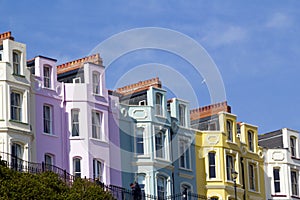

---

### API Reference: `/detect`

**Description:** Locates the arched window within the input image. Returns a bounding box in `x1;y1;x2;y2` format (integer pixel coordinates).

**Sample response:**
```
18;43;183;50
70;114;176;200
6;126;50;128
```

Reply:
44;153;54;171
43;65;51;88
208;152;216;178
248;131;254;151
12;50;21;75
11;143;23;171
273;167;280;193
73;157;81;178
290;136;297;157
137;173;146;194
155;93;163;116
157;175;167;199
92;71;100;95
226;120;233;141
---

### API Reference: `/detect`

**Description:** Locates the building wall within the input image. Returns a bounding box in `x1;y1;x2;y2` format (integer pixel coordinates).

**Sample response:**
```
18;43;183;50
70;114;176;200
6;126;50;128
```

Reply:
30;56;68;170
263;128;300;200
0;34;32;162
195;111;265;200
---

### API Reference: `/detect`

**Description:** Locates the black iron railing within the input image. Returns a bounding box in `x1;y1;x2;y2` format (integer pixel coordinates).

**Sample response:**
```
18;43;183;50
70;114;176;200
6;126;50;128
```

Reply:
0;152;207;200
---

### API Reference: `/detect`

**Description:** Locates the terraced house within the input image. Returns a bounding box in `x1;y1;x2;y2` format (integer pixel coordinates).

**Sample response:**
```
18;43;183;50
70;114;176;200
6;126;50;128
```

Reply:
0;32;32;165
259;128;300;200
192;102;266;200
116;78;197;198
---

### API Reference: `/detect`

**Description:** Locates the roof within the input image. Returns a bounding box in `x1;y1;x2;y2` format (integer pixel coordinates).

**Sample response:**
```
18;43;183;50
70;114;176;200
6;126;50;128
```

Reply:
115;77;161;96
258;129;283;148
56;54;102;75
190;101;231;121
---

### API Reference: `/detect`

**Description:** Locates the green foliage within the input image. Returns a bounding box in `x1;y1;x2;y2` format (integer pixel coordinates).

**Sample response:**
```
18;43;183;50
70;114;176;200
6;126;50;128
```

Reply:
0;165;114;200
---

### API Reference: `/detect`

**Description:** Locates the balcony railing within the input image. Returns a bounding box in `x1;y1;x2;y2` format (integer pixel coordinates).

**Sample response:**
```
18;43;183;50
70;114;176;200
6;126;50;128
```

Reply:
0;152;207;200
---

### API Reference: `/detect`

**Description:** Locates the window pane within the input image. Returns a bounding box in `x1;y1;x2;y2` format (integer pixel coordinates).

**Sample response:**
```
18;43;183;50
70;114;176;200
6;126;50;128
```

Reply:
43;66;51;88
43;105;52;134
227;120;232;141
71;110;79;136
11;92;22;121
209;152;216;178
273;168;280;193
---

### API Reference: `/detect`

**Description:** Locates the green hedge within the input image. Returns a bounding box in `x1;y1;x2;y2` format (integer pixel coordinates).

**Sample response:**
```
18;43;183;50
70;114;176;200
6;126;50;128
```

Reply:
0;165;114;200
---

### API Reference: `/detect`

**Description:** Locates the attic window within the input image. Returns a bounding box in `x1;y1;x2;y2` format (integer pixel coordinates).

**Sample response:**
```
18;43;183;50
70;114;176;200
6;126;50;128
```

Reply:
73;77;81;83
139;100;146;106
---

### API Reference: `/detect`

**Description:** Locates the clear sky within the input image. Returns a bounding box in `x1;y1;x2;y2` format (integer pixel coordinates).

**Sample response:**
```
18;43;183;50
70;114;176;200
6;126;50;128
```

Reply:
1;0;299;134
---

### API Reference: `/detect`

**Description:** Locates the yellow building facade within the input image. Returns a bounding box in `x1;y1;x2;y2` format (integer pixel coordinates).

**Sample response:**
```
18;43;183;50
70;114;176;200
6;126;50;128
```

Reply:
192;103;265;200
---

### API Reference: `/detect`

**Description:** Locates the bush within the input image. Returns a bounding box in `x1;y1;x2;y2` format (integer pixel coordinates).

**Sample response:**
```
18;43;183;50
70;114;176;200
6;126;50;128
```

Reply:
0;165;114;200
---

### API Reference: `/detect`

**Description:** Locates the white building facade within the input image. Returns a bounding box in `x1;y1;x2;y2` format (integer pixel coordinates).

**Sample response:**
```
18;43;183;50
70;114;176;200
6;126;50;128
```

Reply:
0;32;33;165
259;128;300;200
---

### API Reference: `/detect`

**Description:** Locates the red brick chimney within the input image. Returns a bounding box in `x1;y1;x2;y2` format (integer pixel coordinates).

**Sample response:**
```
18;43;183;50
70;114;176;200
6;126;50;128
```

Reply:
115;77;161;96
56;54;102;75
190;101;231;121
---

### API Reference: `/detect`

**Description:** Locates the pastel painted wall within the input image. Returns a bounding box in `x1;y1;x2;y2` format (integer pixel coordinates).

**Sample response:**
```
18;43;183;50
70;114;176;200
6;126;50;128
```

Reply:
31;56;68;170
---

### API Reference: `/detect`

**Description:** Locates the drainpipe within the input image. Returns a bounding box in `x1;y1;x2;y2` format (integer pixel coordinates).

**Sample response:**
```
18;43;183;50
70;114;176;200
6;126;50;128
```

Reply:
240;157;246;200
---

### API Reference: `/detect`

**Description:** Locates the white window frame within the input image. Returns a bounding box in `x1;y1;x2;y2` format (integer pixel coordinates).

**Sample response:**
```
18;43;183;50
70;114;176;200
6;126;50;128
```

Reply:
155;128;166;159
43;65;51;88
73;157;81;178
157;175;167;199
291;170;299;196
93;159;103;182
155;93;163;116
73;77;81;83
248;130;254;152
179;104;186;127
273;167;281;193
11;142;23;170
135;126;145;155
179;137;191;170
137;173;146;194
92;72;101;95
71;109;80;137
92;110;103;140
249;163;256;191
290;136;297;157
226;154;235;181
43;105;53;134
208;152;216;178
10;91;22;121
12;50;21;75
226;120;233;141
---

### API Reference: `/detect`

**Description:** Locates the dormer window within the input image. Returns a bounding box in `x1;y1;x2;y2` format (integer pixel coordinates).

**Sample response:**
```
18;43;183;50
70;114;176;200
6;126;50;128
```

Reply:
179;104;186;127
43;65;51;88
248;131;254;152
226;120;233;141
13;51;21;75
290;136;297;157
92;72;100;95
155;93;163;116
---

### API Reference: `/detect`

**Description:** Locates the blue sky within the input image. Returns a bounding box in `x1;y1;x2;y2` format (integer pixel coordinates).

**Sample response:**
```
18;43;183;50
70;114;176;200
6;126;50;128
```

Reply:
0;0;299;133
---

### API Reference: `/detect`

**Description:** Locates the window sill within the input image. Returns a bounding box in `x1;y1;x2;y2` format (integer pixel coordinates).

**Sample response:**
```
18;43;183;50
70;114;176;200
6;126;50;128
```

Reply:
42;133;58;138
42;86;55;91
291;195;300;199
154;157;171;163
226;140;238;145
179;167;192;172
12;73;25;78
92;93;104;97
271;194;286;197
207;178;222;182
248;189;260;194
89;138;108;143
291;156;300;160
9;120;28;125
69;137;84;140
135;154;150;159
155;115;167;119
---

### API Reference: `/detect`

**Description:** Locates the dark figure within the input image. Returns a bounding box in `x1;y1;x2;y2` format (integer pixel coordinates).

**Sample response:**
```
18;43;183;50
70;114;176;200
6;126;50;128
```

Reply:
130;182;142;200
